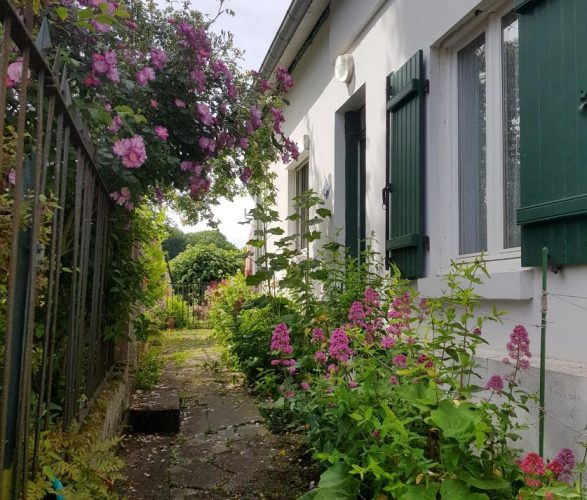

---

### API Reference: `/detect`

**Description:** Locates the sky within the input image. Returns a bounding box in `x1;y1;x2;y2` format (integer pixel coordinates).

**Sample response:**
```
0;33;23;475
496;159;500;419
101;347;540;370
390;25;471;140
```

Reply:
169;0;291;248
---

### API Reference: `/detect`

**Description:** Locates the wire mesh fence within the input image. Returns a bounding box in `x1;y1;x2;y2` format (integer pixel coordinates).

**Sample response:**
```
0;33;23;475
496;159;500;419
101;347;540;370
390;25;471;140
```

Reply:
0;1;118;496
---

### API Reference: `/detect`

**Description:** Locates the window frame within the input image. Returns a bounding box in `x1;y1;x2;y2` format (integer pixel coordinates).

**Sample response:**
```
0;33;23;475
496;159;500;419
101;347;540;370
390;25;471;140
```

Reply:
446;4;521;267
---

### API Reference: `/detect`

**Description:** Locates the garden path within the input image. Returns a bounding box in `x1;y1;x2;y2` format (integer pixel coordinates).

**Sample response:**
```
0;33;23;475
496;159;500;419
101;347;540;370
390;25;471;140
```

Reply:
116;329;313;499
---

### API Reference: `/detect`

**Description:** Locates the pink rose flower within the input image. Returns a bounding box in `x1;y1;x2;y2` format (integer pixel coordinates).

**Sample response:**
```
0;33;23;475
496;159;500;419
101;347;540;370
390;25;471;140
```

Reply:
154;125;168;141
112;135;147;169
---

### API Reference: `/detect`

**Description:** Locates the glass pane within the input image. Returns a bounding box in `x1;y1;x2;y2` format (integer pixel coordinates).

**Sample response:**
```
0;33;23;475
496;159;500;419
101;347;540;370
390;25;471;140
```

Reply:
502;12;521;248
458;34;487;254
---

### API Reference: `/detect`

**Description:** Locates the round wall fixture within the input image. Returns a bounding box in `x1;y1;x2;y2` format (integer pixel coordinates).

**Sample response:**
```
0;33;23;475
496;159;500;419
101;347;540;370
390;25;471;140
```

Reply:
334;54;354;83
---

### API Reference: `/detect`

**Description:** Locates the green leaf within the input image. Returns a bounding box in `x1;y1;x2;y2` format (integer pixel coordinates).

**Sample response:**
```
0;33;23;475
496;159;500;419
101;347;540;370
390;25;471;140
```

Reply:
246;270;272;286
301;463;358;500
77;7;93;19
246;239;265;248
399;484;440;500
267;227;285;235
114;105;134;114
55;6;68;20
461;473;510;491
440;479;489;500
429;400;478;443
316;208;332;218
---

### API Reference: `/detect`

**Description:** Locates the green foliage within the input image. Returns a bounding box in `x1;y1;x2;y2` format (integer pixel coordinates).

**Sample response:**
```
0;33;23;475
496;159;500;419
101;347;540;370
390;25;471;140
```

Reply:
163;227;237;260
135;342;164;390
104;205;168;341
170;243;244;287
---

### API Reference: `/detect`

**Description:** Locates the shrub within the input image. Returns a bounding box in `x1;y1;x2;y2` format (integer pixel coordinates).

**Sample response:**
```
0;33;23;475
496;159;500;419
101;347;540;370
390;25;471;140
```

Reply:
135;343;164;390
170;243;244;288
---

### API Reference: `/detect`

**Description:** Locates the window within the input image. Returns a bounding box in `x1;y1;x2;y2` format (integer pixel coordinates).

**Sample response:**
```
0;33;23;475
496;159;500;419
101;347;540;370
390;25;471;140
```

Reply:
295;162;309;247
454;8;520;256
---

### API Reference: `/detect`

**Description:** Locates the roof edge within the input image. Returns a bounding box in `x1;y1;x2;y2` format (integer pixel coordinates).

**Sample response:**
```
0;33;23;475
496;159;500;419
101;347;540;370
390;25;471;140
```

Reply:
259;0;313;78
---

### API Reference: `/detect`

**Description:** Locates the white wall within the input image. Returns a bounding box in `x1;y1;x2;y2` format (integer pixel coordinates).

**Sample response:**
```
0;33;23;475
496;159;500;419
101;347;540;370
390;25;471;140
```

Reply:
270;0;587;458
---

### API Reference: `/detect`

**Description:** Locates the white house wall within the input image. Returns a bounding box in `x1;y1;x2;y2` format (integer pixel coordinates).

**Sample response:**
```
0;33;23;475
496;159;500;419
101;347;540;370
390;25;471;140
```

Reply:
270;0;587;457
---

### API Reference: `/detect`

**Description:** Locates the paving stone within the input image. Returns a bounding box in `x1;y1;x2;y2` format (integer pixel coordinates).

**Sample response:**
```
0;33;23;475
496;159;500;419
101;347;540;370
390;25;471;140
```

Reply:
169;462;231;490
129;388;181;434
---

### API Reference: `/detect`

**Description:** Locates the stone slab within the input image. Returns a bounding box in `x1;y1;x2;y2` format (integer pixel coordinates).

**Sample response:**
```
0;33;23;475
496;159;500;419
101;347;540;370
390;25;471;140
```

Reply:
129;388;181;434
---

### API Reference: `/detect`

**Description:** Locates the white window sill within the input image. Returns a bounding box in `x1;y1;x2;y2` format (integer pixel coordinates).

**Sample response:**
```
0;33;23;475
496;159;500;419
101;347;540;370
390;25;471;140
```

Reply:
417;268;534;301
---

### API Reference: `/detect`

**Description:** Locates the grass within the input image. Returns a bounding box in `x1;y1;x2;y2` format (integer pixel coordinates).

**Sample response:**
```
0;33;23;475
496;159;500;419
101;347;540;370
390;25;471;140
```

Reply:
135;343;164;390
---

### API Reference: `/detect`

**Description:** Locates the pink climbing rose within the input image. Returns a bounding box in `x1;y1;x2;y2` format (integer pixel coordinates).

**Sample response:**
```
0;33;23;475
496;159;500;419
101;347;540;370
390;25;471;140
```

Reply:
112;135;147;169
154;125;169;141
150;48;168;70
135;67;156;86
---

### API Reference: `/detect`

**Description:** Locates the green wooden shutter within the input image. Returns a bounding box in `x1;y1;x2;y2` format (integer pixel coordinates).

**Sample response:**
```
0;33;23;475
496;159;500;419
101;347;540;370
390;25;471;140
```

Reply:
385;50;426;279
345;108;366;259
516;0;587;266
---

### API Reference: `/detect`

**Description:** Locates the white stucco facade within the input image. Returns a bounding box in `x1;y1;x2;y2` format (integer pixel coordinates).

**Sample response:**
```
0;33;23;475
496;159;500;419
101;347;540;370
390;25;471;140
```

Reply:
266;0;587;458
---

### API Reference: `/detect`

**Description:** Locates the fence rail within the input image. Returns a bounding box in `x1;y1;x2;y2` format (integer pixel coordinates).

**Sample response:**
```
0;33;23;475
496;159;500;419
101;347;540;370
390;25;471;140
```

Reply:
0;1;117;497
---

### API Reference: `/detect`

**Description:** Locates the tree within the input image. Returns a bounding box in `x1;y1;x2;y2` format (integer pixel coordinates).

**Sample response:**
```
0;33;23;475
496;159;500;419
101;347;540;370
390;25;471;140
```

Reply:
170;243;243;287
186;230;236;250
162;226;189;260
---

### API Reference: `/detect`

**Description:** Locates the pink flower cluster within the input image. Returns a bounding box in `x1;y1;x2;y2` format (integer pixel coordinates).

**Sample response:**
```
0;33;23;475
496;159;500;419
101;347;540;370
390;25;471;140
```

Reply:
387;292;412;336
135;67;155;86
110;186;133;211
113;135;147;169
150;48;168;70
275;66;294;92
311;328;325;343
504;325;532;370
6;59;26;87
329;328;353;363
270;323;293;355
518;448;575;488
154;125;169;141
484;374;504;393
91;51;119;83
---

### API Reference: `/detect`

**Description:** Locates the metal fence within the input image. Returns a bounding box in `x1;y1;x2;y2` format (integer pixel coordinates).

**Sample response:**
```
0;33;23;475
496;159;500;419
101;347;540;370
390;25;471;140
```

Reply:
165;282;208;328
0;1;116;497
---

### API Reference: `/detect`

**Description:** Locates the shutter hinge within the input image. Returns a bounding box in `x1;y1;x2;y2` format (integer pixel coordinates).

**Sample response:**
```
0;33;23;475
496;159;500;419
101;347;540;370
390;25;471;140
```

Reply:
423;235;430;251
423;79;430;93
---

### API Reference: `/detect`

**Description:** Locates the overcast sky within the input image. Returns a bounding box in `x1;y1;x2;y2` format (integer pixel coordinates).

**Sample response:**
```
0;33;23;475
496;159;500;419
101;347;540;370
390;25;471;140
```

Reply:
170;0;291;248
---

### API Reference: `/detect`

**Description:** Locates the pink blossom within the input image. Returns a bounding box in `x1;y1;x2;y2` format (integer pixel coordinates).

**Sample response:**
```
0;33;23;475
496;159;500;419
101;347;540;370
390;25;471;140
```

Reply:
155;187;164;203
348;380;358;389
189;175;210;201
485;375;504;393
381;335;396;349
108;115;122;133
154;125;169;141
198;137;216;155
91;19;111;32
311;328;325;343
174;98;186;108
239;167;252;185
389;375;399;385
110;186;131;206
270;107;284;134
250;106;262;129
125;20;137;30
92;51;119;82
190;68;206;92
112;135;147;169
270;323;293;355
301;382;310;391
92;53;109;74
314;351;327;364
135;67;155;86
150;99;159;109
348;301;366;324
8;169;16;185
84;73;100;87
392;354;407;368
554;448;576;482
329;328;353;363
519;452;545;475
275;66;294;92
150;48;168;70
259;79;271;93
6;60;25;87
239;137;249;150
197;103;216;126
364;288;380;308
